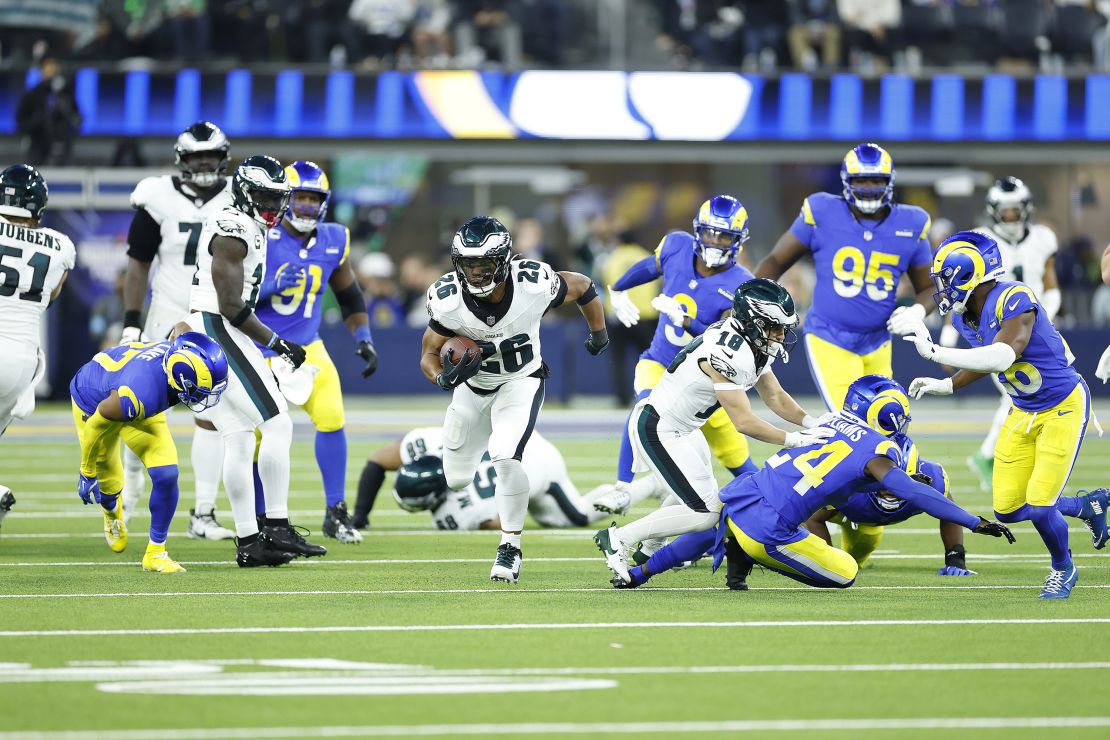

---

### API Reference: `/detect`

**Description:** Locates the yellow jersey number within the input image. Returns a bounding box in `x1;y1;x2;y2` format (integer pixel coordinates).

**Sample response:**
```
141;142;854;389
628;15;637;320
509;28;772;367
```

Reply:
271;263;325;318
832;247;900;301
766;439;853;495
998;361;1043;397
92;342;156;372
663;293;698;347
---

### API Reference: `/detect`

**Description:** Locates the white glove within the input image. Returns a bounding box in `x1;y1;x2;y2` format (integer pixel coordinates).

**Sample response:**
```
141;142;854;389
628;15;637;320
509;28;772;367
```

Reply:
1096;345;1110;384
120;326;146;344
938;322;960;348
607;286;640;328
908;376;954;399
902;330;939;360
886;303;925;334
783;426;835;448
651;295;688;328
802;411;839;429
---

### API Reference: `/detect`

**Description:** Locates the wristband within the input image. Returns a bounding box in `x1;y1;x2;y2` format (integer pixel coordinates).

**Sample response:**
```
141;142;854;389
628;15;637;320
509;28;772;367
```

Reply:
266;332;279;349
123;310;142;329
576;282;598;306
230;305;253;328
354;325;373;344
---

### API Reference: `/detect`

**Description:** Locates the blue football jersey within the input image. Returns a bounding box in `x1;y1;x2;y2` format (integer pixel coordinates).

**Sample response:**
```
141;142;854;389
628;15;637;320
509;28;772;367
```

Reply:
791;192;932;353
256;222;350;355
720;415;903;531
70;342;175;421
952;281;1080;412
641;231;753;367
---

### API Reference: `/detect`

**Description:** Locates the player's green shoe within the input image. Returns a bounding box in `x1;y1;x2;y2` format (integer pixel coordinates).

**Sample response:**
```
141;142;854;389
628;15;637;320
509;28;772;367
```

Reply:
966;451;993;493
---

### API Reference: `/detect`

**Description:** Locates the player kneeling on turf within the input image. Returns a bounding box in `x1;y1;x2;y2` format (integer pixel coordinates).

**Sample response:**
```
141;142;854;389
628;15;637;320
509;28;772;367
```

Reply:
69;333;228;572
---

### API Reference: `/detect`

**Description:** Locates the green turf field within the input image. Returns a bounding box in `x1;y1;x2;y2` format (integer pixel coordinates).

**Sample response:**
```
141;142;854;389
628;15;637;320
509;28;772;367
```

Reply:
1;402;1109;739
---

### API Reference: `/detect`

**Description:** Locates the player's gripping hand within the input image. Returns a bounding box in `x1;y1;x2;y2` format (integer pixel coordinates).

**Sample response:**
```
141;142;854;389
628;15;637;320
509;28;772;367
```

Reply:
651;295;688;327
269;335;307;369
437;349;481;390
78;474;101;505
607;286;640;328
120;326;147;344
974;517;1016;543
356;341;378;378
886;303;926;334
1096;345;1110;384
908;376;953;399
802;411;839;429
783;426;835;448
585;328;609;356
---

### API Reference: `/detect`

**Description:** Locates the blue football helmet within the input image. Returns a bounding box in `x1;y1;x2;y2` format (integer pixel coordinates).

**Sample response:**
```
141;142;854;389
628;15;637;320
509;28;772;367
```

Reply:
692;195;749;269
164;332;229;412
841;143;895;215
930;230;1006;315
843;374;911;438
284;160;331;233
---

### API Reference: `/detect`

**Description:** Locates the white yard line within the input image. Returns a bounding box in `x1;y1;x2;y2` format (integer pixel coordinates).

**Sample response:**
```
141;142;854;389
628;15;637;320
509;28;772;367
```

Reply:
2;717;1110;739
2;618;1108;638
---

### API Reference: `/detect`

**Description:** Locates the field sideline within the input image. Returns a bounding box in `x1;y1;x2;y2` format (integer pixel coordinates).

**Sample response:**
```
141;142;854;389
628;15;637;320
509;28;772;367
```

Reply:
2;397;1109;739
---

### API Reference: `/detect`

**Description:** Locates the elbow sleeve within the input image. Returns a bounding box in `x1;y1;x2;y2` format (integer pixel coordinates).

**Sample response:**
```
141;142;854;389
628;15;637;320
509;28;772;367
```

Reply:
334;281;367;320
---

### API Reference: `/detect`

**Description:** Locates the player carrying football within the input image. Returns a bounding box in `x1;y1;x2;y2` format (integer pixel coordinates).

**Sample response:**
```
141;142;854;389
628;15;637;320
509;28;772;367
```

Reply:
420;215;608;583
756;143;935;410
252;160;377;545
892;230;1110;599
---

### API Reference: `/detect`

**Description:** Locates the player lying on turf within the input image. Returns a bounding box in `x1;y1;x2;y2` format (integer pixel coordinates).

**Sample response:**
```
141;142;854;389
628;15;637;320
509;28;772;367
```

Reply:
69;333;228;572
611;376;1016;590
594;278;835;585
892;230;1110;599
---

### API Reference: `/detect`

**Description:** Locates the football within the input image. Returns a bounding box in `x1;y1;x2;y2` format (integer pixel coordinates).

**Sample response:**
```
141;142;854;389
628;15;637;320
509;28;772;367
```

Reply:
441;336;480;366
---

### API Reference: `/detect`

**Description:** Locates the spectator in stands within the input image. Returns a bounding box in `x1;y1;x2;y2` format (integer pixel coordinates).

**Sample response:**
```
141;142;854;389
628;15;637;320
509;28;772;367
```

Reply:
950;0;998;66
398;253;440;326
738;0;789;71
573;213;621;278
1052;0;1105;64
837;0;903;71
347;0;416;67
15;57;81;165
412;0;454;66
600;236;659;407
452;0;523;67
283;0;350;63
655;1;741;68
996;0;1049;69
900;0;949;71
357;252;406;327
786;0;840;71
519;0;570;67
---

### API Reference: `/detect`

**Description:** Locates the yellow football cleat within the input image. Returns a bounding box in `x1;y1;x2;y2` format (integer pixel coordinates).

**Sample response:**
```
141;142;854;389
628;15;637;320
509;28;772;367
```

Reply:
142;543;186;574
102;506;128;553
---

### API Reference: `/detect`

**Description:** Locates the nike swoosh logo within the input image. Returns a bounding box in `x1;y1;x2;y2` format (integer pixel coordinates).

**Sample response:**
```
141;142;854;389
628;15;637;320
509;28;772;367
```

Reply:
721;350;735;359
1007;300;1020;311
1058;411;1073;416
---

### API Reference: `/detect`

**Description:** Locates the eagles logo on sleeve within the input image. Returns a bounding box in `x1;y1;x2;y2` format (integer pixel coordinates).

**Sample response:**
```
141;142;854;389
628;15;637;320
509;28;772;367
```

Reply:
709;353;738;380
217;219;246;236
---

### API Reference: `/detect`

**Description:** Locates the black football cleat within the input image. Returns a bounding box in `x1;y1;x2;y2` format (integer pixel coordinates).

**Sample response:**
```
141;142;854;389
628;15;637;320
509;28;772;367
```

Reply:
724;536;752;591
236;532;296;568
322;501;363;544
262;522;328;557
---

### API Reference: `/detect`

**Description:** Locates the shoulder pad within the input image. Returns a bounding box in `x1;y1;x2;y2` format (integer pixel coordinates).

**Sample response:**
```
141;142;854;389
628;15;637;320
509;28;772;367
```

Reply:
516;260;558;295
898;204;931;240
873;436;903;466
995;283;1037;323
129;176;169;211
1030;224;1058;253
427;272;462;315
655;231;691;267
802;192;839;225
52;230;77;269
707;340;757;384
211;210;253;240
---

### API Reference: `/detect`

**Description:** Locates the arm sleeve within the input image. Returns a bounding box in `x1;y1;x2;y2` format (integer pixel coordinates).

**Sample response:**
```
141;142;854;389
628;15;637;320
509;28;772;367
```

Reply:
335;279;368;320
880;467;980;530
930;342;1017;373
613;255;663;291
788;197;816;247
126;208;161;263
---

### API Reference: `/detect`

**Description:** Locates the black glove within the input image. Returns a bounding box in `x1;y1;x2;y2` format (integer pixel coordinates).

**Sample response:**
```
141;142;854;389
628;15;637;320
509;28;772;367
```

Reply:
974;518;1016;543
911;472;933;487
584;328;609;356
437;348;481;390
271;336;307;369
356;340;378;378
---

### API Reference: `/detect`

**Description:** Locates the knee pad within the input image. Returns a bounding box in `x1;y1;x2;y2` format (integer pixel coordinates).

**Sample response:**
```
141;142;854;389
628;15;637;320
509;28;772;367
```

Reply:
444;464;475;492
147;464;179;489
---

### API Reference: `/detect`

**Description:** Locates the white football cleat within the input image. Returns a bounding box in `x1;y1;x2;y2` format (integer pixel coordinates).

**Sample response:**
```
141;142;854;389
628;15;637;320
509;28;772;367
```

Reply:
594;524;630;584
187;506;235;540
593;482;632;516
490;543;522;583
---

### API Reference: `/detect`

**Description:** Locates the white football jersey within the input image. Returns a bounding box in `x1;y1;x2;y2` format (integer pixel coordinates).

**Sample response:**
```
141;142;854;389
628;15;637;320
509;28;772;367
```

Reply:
977;223;1057;299
425;259;565;390
130;176;232;315
0;218;76;345
189;207;267;314
647;319;772;433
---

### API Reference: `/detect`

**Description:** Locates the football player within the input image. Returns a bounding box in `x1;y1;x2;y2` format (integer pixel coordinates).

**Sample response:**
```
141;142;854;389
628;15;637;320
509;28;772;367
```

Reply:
69;333;229;572
892;231;1110;598
420;215;608;583
756;143;935;410
252;161;377;545
594;278;835;586
392;431;654;531
183;155;326;567
958;178;1061;491
121;121;236;539
605;196;758;503
0;165;75;440
618;376;1015;590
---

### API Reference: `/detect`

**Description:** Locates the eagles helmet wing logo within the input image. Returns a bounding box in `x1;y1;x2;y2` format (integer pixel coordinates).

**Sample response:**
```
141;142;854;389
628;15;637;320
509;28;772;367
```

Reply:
709;353;737;379
218;219;246;235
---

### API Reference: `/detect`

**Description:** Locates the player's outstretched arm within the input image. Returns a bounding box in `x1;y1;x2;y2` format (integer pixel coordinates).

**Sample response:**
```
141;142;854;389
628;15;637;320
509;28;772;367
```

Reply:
330;261;377;378
559;271;608;356
612;255;662;292
76;393;129;504
754;230;808;280
753;371;809;427
708;363;831;448
900;311;1033;375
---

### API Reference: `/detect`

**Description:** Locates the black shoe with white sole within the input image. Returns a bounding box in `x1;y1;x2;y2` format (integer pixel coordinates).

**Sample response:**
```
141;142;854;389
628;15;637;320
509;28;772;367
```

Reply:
490;543;522;583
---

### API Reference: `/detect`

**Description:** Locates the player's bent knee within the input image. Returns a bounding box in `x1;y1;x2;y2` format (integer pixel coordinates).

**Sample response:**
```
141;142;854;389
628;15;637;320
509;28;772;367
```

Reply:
147;464;179;488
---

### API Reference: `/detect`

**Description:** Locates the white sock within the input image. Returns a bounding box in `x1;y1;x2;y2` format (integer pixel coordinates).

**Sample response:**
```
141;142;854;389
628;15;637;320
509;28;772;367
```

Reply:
220;431;260;538
192;425;224;513
980;398;1011;459
492;458;529;534
616;504;719;546
500;532;522;548
628;476;665;506
121;446;145;516
258;413;293;520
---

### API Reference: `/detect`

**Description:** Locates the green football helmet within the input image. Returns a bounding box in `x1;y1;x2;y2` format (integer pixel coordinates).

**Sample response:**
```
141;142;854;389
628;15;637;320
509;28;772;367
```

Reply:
393;456;449;512
451;215;512;297
0;164;48;222
731;278;799;362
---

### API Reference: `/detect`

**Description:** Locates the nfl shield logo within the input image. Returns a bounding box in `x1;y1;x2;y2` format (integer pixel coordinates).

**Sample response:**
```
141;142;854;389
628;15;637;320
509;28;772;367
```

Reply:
688;279;697;289
486;316;496;326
